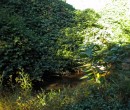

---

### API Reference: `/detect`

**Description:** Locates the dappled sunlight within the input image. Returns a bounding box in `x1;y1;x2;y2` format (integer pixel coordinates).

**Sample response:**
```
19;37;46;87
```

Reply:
1;0;130;109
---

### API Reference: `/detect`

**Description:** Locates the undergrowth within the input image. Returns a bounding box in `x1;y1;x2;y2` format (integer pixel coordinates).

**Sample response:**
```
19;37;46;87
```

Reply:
0;72;130;110
1;0;130;110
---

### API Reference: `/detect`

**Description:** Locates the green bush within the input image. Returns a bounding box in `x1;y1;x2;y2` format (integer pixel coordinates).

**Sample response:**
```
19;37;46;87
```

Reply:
0;0;100;85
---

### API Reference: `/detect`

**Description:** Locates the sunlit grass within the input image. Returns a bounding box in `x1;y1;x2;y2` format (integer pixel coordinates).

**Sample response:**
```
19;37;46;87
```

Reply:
0;81;90;110
0;71;129;110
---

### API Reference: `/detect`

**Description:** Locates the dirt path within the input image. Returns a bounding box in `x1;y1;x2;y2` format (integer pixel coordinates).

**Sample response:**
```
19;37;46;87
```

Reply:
44;71;85;91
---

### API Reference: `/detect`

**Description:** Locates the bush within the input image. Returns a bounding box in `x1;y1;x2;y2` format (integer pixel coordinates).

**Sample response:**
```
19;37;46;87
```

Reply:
0;0;100;86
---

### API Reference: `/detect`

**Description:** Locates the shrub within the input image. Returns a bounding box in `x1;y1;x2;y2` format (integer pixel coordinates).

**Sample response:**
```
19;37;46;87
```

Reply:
0;0;100;85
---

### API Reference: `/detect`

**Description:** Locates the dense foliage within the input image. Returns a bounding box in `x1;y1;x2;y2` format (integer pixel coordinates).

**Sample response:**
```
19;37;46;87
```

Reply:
0;0;100;85
1;0;130;110
80;0;130;81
